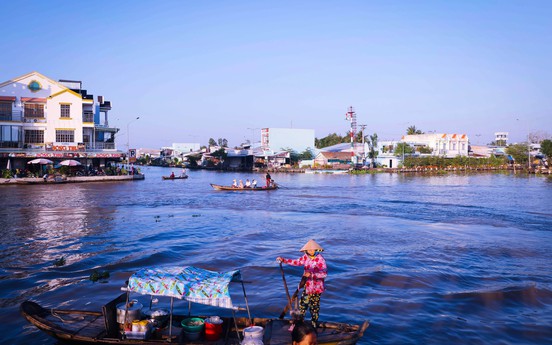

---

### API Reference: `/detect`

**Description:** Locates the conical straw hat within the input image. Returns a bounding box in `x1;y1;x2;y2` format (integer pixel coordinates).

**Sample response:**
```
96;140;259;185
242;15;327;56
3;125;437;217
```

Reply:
300;239;323;252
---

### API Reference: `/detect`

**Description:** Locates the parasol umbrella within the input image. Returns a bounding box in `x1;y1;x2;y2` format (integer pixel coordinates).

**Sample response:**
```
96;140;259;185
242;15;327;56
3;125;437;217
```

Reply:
59;159;82;166
27;158;54;165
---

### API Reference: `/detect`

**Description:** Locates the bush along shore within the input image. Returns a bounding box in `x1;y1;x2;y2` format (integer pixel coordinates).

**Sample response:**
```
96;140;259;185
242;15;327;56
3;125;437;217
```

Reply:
350;156;550;175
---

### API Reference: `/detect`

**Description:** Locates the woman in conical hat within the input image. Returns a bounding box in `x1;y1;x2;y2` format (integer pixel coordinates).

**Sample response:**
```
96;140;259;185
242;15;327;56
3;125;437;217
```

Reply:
277;239;327;328
300;239;323;252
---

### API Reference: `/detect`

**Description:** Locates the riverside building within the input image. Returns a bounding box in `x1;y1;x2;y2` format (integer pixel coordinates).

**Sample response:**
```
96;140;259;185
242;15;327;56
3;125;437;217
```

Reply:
401;133;470;158
0;71;123;171
260;128;315;154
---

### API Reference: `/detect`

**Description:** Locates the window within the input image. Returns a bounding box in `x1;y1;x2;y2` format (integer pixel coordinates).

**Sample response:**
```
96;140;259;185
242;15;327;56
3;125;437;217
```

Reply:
24;103;44;117
0;102;11;117
0;125;21;147
452;142;457;150
56;130;74;143
24;130;44;144
60;104;71;118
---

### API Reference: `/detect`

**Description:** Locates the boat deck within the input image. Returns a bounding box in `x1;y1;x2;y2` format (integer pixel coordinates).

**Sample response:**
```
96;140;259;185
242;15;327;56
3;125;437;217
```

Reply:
22;298;367;345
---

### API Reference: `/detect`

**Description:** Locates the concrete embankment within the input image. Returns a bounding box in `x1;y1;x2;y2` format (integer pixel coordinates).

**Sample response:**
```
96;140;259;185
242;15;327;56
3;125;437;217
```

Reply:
0;174;145;185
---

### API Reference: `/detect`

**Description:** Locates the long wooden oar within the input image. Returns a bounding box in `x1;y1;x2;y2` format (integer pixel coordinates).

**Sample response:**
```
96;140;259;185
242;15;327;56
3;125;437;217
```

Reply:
279;275;307;319
279;262;293;313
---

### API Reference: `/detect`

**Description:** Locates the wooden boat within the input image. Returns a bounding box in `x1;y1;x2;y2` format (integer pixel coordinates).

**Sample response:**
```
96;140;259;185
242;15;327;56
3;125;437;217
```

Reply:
20;266;368;344
162;175;188;180
21;299;368;344
210;183;278;191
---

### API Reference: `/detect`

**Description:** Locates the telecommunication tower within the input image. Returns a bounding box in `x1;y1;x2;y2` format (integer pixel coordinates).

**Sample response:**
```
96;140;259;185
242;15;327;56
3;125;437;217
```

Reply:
345;106;357;164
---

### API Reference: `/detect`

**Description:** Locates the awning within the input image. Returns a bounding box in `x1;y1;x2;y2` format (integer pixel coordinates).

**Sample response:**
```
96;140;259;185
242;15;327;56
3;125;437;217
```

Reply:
0;96;16;102
127;266;241;309
21;97;47;103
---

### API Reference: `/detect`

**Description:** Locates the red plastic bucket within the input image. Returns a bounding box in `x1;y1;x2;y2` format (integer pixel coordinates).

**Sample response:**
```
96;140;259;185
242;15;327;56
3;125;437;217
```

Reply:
205;317;223;341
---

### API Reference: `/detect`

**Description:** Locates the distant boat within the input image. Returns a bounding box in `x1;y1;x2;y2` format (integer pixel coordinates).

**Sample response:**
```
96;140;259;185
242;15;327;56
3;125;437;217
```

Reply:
210;183;278;191
162;175;188;180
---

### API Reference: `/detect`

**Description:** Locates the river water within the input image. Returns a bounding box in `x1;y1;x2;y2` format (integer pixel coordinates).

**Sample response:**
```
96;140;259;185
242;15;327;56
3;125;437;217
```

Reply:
0;167;551;344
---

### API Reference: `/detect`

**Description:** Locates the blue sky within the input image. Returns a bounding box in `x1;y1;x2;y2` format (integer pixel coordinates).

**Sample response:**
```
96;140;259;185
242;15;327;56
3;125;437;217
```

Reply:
2;0;551;148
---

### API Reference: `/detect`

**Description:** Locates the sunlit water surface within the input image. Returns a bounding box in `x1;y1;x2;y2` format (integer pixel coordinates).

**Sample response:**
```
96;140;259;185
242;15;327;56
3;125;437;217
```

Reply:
0;167;551;344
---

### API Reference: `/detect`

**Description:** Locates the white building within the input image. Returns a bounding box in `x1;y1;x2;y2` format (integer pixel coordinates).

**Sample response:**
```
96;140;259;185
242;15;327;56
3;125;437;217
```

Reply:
494;132;509;146
376;140;401;168
137;148;161;159
401;133;469;157
260;128;315;154
0;71;122;170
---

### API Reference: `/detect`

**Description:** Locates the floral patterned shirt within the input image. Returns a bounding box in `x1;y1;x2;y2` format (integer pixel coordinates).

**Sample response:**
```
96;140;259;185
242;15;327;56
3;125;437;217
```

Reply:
282;254;327;294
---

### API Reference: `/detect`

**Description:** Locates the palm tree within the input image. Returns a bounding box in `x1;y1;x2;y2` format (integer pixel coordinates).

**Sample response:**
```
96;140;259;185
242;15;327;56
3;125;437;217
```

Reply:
368;133;378;167
406;126;423;135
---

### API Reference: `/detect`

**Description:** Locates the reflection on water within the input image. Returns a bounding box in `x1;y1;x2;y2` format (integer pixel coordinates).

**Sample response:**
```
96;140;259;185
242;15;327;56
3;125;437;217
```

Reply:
0;168;551;344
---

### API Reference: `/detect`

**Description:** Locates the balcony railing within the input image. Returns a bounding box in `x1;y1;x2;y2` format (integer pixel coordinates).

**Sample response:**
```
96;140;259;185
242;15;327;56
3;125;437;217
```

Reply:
0;141;117;151
0;110;23;122
95;124;119;133
86;142;115;150
0;141;22;148
23;117;47;123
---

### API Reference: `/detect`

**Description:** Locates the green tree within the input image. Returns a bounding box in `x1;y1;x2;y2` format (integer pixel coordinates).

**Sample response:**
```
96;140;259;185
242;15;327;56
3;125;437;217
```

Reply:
298;148;314;160
315;133;348;148
211;148;227;161
506;143;529;164
208;138;217;146
540;139;552;166
217;138;229;147
187;155;199;167
406;126;423;135
394;142;414;157
281;147;300;166
418;146;433;154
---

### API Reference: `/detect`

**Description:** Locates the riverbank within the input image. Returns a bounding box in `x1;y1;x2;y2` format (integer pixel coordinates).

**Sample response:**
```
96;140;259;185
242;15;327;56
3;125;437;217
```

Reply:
264;165;551;175
0;174;145;185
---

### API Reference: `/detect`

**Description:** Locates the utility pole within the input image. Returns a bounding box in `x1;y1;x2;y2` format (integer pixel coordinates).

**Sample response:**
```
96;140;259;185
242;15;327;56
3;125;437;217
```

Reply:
126;116;140;153
527;133;531;171
360;124;367;166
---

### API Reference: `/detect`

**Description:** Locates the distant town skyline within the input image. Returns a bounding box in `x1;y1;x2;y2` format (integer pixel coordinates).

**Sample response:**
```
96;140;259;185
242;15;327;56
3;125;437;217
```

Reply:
2;1;550;149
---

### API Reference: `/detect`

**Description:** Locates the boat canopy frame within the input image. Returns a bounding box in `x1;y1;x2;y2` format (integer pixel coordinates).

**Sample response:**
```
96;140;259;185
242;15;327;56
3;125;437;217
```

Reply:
120;266;252;341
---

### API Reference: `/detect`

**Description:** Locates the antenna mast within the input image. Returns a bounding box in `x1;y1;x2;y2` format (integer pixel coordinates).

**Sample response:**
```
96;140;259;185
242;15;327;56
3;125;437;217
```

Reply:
345;106;357;164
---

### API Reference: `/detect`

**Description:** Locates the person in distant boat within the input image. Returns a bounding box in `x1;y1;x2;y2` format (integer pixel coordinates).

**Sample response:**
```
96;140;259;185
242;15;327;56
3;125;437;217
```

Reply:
180;168;187;177
239;179;244;188
277;239;327;328
265;172;271;188
232;179;238;188
170;171;175;178
252;179;257;188
245;179;251;188
292;320;318;345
